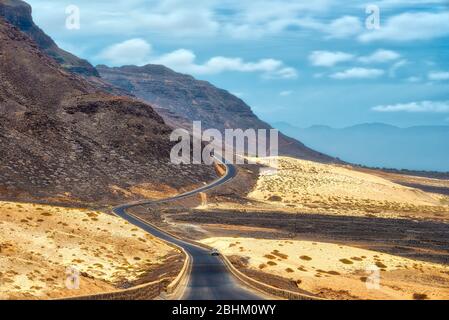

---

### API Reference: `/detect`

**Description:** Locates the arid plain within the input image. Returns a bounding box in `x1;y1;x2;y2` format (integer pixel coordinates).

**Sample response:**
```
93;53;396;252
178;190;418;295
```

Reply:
131;156;449;300
0;201;182;299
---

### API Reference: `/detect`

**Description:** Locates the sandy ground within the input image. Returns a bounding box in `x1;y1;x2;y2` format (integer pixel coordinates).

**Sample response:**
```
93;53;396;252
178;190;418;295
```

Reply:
244;157;449;219
201;237;449;300
0;201;178;300
354;167;449;196
130;157;449;300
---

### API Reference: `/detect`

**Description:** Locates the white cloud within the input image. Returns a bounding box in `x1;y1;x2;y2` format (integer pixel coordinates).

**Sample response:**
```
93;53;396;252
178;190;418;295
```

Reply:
280;90;293;96
309;51;354;67
359;12;449;42
222;0;336;38
151;49;196;70
97;38;153;66
372;101;449;113
309;49;401;68
28;0;449;44
326;16;363;38
358;49;401;63
388;59;408;77
428;71;449;81
29;0;221;38
296;16;363;39
99;39;297;79
309;49;404;78
269;67;298;80
330;68;384;79
51;0;334;40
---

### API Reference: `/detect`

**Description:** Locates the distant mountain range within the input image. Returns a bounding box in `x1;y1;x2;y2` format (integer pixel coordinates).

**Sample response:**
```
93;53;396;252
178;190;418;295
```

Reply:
0;0;334;206
3;0;443;178
97;65;335;163
0;0;336;165
274;122;449;172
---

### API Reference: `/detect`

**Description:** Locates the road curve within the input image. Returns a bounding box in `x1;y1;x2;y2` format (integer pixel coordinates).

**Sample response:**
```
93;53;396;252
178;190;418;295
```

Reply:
112;163;264;300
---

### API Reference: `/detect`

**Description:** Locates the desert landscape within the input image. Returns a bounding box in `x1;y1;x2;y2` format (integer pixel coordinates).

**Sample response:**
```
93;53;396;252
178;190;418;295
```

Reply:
0;201;182;299
201;237;449;300
208;157;449;219
1;0;448;302
130;156;449;300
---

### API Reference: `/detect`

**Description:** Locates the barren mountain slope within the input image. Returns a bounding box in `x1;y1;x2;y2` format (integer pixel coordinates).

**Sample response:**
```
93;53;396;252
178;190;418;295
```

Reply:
97;64;335;163
0;18;216;205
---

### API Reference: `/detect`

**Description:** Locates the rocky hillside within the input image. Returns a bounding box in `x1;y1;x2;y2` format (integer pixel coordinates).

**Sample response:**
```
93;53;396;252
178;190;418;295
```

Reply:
97;65;334;163
0;0;98;77
0;0;333;163
0;17;215;205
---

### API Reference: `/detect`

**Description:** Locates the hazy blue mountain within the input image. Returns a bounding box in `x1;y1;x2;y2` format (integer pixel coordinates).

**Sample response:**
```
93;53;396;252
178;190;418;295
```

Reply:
273;122;449;172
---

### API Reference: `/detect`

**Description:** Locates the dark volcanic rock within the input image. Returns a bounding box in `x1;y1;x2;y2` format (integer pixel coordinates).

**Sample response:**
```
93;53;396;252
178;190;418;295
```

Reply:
97;64;335;162
0;0;99;77
0;18;215;204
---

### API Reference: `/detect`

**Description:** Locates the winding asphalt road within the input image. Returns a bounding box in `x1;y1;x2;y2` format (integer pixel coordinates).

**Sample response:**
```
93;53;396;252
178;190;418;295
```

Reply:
112;163;264;300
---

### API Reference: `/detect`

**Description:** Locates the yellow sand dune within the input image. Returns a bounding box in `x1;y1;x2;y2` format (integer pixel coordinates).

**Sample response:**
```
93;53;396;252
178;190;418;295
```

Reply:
0;201;175;299
248;157;449;217
202;237;449;300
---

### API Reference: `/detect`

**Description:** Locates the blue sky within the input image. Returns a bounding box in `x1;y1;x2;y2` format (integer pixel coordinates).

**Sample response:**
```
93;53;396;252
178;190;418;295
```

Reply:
27;0;449;128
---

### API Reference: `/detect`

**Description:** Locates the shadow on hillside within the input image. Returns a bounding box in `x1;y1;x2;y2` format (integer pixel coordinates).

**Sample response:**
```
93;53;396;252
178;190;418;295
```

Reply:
173;210;449;265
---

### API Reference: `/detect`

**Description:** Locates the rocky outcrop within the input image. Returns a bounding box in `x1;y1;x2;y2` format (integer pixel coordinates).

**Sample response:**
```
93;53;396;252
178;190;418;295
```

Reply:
0;17;215;204
0;0;99;77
